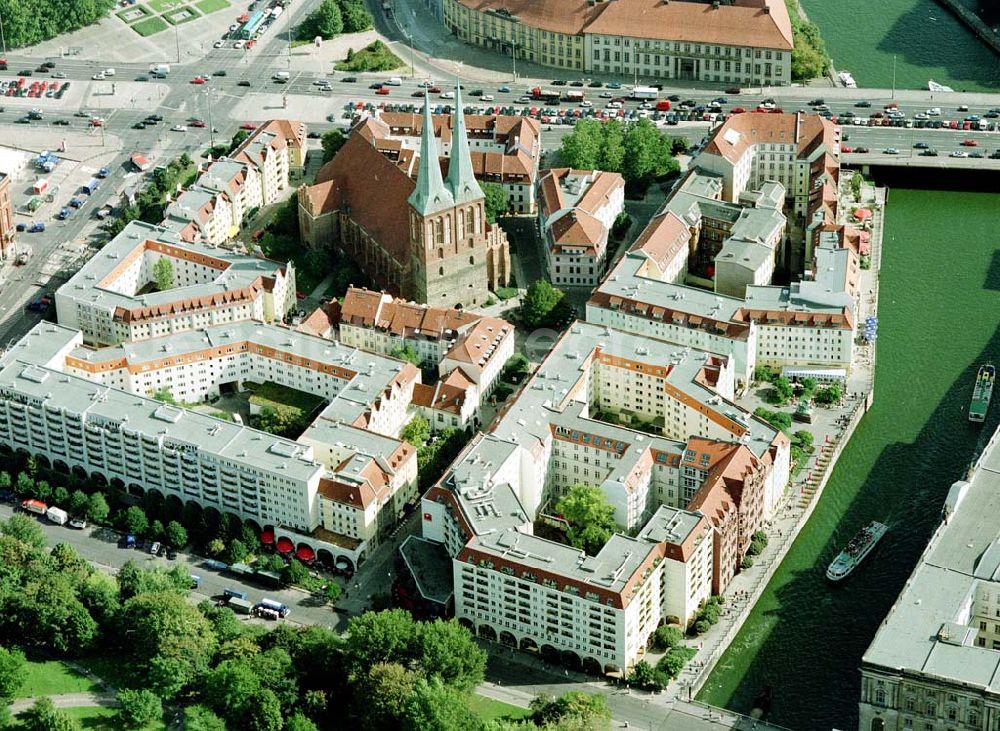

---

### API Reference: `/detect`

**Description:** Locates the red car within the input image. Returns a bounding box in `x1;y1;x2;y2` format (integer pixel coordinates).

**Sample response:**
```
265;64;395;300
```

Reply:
239;122;257;130
841;146;853;153
90;118;105;127
428;86;441;93
961;139;979;146
191;119;206;128
191;76;206;85
375;87;390;95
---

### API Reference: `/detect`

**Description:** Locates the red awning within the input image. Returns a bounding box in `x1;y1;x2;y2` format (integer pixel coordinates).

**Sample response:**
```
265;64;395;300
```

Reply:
854;208;872;221
295;546;315;562
276;537;293;554
261;530;275;545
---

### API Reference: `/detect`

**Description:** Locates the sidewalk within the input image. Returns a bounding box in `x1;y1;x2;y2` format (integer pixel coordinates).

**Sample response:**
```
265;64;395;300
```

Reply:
8;692;117;714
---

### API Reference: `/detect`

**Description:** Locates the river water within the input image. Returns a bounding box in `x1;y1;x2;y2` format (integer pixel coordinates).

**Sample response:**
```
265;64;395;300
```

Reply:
800;0;1000;91
698;176;1000;729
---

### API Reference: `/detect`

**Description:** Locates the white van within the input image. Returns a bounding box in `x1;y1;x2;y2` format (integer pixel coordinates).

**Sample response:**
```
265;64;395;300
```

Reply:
272;71;290;81
385;76;402;86
104;68;116;77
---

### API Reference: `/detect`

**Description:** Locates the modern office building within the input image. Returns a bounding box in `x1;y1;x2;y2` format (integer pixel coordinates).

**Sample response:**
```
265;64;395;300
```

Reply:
538;168;625;288
55;221;296;346
859;425;1000;731
412;321;789;672
441;0;793;86
297;92;511;308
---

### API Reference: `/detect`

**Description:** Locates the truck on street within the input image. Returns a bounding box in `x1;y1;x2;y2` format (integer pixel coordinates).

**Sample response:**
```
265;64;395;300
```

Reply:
229;597;254;614
630;86;659;100
21;499;47;515
531;87;560;102
45;507;68;525
149;64;170;76
563;90;585;103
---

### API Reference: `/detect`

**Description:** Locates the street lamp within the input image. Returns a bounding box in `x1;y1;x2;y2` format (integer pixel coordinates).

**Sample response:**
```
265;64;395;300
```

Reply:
0;11;7;58
403;30;415;79
204;90;216;150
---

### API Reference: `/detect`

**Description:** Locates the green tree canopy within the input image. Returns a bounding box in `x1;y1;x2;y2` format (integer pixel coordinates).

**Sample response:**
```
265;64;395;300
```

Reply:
1;514;47;550
121;506;149;536
401;677;483;731
556;484;617;556
152;257;174;291
299;0;344;39
481;182;508;224
392;344;423;367
16;697;80;731
401;415;431;448
0;645;26;702
357;662;419;731
344;609;418;676
558;119;603;170
415;619;487;691
181;706;227;731
119;591;218;697
116;688;162;729
529;691;611;730
522;280;565;329
86;493;109;524
165;520;188;548
321;128;347;162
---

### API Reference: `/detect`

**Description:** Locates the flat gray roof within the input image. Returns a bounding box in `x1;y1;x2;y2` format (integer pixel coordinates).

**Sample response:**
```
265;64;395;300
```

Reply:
862;429;1000;692
59;220;287;314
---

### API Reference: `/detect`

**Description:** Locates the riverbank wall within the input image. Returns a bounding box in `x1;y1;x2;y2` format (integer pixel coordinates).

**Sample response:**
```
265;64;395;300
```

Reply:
689;187;885;700
934;0;1000;56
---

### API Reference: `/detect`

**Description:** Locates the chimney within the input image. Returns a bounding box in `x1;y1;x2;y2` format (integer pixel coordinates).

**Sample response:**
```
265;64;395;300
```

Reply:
795;111;801;144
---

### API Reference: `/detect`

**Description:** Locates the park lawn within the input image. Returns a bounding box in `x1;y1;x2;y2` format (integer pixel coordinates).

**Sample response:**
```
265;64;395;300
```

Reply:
130;16;169;36
468;694;532;722
194;0;230;13
163;6;202;25
147;0;186;12
245;382;325;415
62;706;166;730
75;654;135;693
14;660;100;698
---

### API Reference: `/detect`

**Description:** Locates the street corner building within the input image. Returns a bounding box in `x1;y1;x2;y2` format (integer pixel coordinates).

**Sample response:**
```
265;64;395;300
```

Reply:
0;171;15;261
297;91;523;309
440;0;793;86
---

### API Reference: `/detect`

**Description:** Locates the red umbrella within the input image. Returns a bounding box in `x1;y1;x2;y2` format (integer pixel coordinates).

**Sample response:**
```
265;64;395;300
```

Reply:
261;530;275;545
854;208;872;221
295;545;315;562
276;537;293;554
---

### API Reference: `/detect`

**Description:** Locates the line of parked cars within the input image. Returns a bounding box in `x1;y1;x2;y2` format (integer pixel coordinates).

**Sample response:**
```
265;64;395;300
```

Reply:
1;75;69;99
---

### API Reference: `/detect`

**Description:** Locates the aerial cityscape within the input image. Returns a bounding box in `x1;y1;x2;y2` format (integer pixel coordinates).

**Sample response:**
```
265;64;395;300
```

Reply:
0;0;997;729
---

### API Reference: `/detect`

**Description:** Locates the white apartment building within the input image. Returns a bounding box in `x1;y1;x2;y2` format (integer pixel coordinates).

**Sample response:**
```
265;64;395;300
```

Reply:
55;221;296;346
231;120;305;205
412;321;789;672
538;168;625;288
198;159;265;237
162;186;234;245
859;426;1000;731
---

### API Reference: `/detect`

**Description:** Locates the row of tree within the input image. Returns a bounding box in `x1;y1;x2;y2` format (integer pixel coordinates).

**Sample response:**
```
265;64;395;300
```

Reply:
0;0;115;49
0;514;611;730
784;0;830;81
558;119;681;191
104;153;197;239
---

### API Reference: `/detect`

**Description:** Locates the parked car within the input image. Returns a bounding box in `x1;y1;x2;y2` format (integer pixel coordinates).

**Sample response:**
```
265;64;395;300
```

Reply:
149;541;161;555
68;518;87;529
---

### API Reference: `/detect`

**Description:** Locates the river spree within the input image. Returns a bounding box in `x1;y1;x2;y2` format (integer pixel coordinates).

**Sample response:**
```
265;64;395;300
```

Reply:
698;182;1000;729
801;0;1000;91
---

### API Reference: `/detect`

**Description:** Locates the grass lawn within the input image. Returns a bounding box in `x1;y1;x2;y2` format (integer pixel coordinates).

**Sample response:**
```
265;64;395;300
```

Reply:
15;660;100;698
75;654;135;693
194;0;230;13
61;706;165;731
468;694;532;722
147;0;186;11
246;382;325;415
130;16;169;36
163;6;201;24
